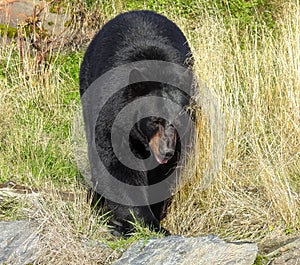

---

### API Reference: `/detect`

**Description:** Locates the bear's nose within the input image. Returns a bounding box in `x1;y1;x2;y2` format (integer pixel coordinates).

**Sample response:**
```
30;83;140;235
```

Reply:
164;150;174;160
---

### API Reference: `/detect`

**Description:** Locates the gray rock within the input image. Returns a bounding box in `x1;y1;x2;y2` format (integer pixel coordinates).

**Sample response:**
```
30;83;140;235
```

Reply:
267;237;300;265
0;0;66;34
0;221;39;265
113;235;258;265
0;221;258;265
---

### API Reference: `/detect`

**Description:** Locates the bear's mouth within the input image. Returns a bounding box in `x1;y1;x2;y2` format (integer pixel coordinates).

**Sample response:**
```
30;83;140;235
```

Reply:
153;154;169;164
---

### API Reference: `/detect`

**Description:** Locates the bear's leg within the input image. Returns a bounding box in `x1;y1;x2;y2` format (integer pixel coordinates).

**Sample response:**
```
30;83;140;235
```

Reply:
106;201;161;235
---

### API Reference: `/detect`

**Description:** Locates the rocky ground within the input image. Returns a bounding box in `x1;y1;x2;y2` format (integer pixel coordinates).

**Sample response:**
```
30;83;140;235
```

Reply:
1;219;300;264
1;185;300;264
0;220;259;265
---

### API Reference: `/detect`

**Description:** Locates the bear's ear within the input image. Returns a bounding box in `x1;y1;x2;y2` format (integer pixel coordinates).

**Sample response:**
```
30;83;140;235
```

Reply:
128;69;150;97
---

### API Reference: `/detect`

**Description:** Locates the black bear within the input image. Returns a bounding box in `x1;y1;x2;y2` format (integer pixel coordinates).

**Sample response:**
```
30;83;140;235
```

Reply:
79;10;194;236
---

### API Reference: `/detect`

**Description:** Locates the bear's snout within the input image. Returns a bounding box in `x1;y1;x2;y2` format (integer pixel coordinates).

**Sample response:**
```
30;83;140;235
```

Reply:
149;124;177;164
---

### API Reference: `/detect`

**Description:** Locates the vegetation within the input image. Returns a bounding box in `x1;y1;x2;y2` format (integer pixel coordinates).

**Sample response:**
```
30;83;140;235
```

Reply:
0;0;299;264
0;24;17;38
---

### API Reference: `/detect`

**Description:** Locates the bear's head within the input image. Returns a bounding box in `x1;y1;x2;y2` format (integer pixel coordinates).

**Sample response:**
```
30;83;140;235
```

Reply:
130;116;178;165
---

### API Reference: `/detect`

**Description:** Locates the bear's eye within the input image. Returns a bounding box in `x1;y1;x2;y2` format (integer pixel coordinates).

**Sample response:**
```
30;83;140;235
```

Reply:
151;122;160;130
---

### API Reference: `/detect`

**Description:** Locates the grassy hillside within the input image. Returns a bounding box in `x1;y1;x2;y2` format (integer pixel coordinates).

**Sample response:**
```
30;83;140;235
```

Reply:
0;0;299;263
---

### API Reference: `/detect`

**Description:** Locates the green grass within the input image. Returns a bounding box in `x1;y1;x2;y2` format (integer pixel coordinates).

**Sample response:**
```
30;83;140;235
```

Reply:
0;48;81;188
0;24;18;38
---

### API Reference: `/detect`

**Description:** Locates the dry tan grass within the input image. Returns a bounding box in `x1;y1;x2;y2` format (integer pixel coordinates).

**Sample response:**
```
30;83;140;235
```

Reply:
26;186;119;265
164;1;300;243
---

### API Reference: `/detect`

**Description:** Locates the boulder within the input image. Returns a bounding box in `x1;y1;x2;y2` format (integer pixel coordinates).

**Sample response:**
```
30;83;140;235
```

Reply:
113;235;258;265
0;221;39;265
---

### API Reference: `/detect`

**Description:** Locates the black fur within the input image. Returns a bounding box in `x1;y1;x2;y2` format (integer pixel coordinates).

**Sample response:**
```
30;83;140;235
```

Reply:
80;10;193;236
